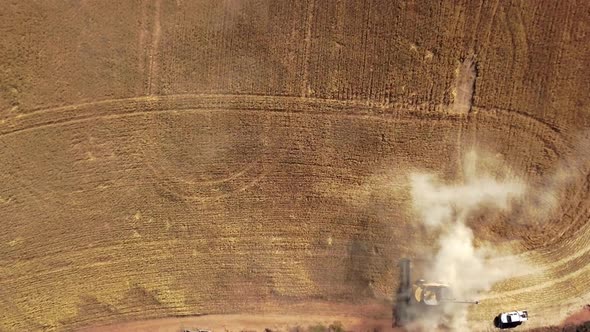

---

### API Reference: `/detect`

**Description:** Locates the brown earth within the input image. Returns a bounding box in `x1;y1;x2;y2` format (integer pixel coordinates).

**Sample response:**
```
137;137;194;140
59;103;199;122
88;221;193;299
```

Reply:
524;306;590;332
0;0;589;331
78;300;396;332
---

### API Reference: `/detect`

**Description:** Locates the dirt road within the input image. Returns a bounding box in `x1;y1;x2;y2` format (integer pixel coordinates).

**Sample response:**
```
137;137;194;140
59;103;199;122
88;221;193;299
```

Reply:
78;301;395;332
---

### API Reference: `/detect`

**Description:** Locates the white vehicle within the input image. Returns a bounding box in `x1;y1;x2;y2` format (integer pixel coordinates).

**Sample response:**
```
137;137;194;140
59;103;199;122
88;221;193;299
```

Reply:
499;310;528;324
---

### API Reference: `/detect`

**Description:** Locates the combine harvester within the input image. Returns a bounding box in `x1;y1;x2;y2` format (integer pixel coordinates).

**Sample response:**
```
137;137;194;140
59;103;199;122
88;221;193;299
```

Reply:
394;258;479;327
413;279;479;306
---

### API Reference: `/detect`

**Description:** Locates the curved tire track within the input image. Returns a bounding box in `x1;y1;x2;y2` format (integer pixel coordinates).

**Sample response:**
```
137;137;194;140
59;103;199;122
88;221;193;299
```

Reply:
1;94;588;329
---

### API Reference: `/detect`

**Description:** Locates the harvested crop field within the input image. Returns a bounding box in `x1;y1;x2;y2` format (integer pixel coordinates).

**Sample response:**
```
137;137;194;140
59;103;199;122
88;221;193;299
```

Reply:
1;0;589;331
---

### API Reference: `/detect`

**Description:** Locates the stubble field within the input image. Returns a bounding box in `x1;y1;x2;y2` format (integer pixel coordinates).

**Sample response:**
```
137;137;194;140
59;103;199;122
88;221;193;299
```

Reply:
1;1;589;331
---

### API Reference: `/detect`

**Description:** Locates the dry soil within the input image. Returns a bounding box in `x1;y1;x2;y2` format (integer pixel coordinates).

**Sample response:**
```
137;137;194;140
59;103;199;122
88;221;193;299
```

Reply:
0;1;589;331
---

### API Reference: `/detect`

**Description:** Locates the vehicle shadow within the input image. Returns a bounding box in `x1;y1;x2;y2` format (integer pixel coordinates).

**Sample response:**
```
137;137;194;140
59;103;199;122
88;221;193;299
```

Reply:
493;316;522;329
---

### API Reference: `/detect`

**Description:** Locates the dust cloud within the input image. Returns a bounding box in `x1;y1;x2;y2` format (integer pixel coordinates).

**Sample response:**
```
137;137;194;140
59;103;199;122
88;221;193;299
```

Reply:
404;133;590;331
521;131;590;224
408;150;527;331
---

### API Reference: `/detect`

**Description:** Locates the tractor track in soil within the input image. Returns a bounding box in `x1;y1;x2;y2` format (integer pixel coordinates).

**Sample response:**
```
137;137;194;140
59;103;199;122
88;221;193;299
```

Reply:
1;94;589;331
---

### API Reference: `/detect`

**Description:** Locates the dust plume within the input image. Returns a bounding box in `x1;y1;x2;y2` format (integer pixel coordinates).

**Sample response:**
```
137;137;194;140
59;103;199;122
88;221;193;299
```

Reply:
408;150;526;331
521;131;590;224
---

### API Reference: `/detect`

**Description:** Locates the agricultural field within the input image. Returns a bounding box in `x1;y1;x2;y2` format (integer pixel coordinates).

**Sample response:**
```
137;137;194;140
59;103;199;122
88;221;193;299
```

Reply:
0;0;589;331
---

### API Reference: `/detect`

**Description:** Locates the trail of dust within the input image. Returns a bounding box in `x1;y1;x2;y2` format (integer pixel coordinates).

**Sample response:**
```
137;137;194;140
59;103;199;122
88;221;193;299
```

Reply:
409;150;528;331
407;140;590;330
519;131;590;225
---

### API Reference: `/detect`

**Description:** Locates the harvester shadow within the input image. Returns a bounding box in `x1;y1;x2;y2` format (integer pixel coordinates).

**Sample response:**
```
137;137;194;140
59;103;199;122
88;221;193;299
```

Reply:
393;258;412;327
